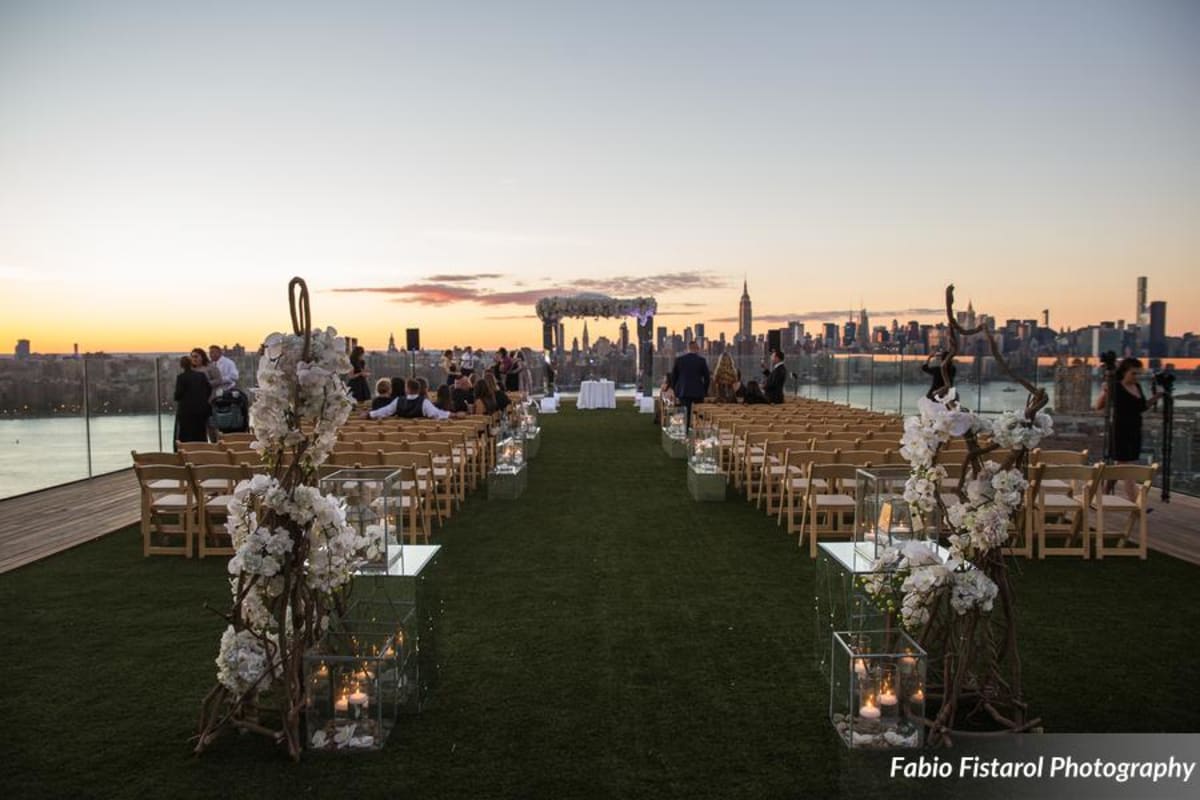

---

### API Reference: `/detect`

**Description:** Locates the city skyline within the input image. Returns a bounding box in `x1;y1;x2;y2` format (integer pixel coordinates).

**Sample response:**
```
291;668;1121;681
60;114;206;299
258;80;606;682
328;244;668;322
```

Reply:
1;2;1198;353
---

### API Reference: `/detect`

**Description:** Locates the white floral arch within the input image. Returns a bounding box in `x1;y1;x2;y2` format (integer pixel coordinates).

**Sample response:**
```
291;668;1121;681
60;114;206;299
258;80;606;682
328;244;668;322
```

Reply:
535;293;658;395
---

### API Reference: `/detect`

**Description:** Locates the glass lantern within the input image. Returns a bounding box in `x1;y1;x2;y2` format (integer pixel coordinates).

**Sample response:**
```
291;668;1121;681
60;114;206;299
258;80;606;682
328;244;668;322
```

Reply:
319;468;405;572
304;623;413;752
495;434;526;475
688;425;720;473
854;466;938;562
518;399;540;436
830;629;925;749
665;408;687;440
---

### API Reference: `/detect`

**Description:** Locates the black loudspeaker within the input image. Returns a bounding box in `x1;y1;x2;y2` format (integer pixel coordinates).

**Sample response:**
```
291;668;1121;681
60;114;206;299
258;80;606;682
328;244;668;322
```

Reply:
767;328;782;354
406;328;420;352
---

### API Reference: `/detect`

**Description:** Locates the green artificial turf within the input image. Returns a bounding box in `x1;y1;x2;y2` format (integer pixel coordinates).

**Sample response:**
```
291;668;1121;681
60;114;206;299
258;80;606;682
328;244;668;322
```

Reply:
2;404;1198;799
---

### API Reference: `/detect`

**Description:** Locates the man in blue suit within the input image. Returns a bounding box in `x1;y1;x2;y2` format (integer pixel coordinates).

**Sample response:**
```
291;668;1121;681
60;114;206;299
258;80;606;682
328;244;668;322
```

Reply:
669;340;711;429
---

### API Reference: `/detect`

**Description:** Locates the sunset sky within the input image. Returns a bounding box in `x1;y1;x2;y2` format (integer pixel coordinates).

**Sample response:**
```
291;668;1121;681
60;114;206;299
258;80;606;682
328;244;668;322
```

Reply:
1;1;1198;354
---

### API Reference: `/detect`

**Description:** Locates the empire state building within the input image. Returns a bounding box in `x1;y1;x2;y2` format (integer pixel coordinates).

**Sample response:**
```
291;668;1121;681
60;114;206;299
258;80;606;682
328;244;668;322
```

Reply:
738;279;753;341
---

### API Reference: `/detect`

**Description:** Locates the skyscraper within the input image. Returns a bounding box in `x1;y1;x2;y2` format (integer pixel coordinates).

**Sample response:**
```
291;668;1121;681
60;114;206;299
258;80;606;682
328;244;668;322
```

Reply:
694;323;706;346
656;326;667;351
15;339;30;359
738;279;752;341
1137;276;1149;327
618;320;629;353
1149;301;1167;358
582;321;590;352
387;333;398;354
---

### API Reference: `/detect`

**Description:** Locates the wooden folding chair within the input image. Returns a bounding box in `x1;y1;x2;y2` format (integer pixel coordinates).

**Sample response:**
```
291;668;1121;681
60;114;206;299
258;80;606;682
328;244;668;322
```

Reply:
377;452;436;537
188;463;251;558
1030;449;1090;494
1092;464;1156;560
1030;464;1099;559
757;439;808;515
779;449;827;534
134;463;194;557
407;441;457;518
803;463;860;557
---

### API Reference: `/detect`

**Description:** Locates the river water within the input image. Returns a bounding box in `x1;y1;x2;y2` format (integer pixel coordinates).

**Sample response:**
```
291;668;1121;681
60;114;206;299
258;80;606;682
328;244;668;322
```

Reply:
2;380;1196;499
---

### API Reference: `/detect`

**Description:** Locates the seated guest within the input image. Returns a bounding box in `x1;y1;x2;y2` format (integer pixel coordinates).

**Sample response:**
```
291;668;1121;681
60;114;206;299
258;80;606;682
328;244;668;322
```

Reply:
742;380;769;405
486;372;511;412
473;377;499;415
371;378;394;411
366;378;460;420
434;384;453;412
450;375;475;414
416;376;430;398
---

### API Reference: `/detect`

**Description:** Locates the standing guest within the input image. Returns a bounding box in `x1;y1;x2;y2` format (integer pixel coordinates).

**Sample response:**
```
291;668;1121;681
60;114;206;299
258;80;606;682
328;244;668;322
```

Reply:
371;378;395;411
346;345;371;403
190;348;222;441
712;351;740;403
922;350;956;400
441;349;459;386
460;346;476;376
366;378;461;420
174;355;212;447
742;380;769;405
1096;357;1163;500
762;348;787;404
669;340;711;429
485;372;511;412
516;349;533;397
434;384;453;412
208;345;239;395
503;347;519;391
472;377;499;415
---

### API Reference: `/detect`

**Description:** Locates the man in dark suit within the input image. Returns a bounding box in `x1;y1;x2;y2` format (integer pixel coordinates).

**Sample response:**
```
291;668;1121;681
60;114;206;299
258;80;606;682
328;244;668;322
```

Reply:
762;348;787;404
669;340;710;429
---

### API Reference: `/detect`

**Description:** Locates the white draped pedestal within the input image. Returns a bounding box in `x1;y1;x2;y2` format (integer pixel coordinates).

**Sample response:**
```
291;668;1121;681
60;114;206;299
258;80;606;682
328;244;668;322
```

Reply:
577;380;616;410
539;395;560;414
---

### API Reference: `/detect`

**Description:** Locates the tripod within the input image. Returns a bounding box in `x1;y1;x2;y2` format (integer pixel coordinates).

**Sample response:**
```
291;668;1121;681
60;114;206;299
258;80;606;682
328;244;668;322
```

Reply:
1160;384;1174;502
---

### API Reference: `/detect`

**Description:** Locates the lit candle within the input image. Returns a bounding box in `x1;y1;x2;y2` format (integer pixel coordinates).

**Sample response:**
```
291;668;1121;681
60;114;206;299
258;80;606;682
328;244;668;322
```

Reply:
349;689;369;708
334;695;349;715
859;697;881;720
853;658;867;679
909;688;925;705
878;689;899;707
898;652;917;673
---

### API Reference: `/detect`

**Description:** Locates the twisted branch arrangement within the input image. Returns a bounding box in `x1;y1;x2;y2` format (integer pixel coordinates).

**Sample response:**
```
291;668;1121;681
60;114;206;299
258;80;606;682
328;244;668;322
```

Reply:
918;284;1044;745
193;277;354;761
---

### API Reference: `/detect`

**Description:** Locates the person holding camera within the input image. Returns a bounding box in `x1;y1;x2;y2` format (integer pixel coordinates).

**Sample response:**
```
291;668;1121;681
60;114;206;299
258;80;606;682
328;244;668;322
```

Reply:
922;350;956;400
1096;357;1163;500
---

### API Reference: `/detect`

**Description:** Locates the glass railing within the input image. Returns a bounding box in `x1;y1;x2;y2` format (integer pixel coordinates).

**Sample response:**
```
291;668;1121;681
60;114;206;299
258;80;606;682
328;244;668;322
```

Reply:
1;350;1195;499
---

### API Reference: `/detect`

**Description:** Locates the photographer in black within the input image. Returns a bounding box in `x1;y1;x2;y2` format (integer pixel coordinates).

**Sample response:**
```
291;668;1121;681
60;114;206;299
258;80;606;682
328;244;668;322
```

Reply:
1096;357;1163;501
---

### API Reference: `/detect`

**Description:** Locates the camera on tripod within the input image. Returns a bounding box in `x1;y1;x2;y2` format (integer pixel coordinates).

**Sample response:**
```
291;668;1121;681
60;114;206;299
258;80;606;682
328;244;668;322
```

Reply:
1153;367;1175;394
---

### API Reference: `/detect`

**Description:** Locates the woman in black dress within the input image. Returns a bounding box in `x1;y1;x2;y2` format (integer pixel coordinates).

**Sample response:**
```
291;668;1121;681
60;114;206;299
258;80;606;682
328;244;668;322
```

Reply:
1096;357;1162;499
922;350;956;400
346;346;371;403
174;356;212;447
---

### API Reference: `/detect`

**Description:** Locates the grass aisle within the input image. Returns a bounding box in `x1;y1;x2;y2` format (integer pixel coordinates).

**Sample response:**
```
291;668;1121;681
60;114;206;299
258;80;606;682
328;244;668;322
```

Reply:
2;403;1198;799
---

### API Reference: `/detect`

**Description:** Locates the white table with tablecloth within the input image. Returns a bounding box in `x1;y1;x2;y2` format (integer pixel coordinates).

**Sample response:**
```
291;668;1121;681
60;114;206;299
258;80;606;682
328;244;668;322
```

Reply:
577;379;617;409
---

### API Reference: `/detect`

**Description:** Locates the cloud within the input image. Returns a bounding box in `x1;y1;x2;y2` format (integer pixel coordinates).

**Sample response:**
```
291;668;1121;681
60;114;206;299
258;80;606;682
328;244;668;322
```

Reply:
424;273;505;283
711;307;945;324
331;270;726;308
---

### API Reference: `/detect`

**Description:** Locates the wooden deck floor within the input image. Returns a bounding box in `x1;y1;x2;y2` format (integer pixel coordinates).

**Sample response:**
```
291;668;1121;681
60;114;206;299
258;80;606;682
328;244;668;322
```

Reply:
0;469;1196;574
0;470;139;574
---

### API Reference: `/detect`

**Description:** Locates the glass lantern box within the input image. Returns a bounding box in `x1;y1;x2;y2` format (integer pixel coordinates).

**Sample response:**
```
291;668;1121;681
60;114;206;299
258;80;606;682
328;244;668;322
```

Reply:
854;466;938;562
319;468;405;573
688;425;721;474
830;629;926;749
519;401;541;460
494;434;526;475
664;408;687;440
304;620;416;753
